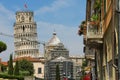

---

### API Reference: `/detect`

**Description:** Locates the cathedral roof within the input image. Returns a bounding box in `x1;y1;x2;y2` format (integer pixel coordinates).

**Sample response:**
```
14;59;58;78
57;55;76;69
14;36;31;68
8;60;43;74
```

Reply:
47;32;61;46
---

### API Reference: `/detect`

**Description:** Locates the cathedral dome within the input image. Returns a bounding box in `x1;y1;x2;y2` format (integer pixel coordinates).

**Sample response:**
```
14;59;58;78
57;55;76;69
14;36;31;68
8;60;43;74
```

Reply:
47;32;61;46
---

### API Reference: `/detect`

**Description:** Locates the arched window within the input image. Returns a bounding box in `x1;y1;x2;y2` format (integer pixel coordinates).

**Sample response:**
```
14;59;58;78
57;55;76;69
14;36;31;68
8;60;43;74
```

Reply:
21;16;24;22
29;17;31;22
23;25;25;31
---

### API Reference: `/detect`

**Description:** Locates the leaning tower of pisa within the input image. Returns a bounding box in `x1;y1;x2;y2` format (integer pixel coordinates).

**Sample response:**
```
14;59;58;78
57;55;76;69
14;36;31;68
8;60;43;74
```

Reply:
14;11;39;58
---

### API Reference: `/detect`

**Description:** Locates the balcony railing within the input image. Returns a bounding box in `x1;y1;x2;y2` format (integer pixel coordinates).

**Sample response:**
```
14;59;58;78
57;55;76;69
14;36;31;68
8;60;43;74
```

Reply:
86;21;103;39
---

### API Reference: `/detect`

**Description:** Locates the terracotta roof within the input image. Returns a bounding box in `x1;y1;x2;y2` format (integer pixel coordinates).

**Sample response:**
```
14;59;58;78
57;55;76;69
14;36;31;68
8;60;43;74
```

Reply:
0;62;8;66
13;56;45;63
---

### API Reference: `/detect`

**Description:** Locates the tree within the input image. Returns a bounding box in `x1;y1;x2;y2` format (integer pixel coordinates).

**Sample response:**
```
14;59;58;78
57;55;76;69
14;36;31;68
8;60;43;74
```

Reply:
19;59;34;75
0;41;7;53
1;64;7;72
81;59;88;76
56;64;60;80
14;61;19;75
8;54;13;75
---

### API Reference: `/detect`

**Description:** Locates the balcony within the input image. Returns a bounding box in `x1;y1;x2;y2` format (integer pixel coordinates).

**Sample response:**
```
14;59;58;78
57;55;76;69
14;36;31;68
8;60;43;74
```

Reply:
86;21;103;48
85;46;95;60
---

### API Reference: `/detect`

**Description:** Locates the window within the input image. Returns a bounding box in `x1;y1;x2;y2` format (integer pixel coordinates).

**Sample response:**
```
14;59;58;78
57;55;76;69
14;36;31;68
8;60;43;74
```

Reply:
29;17;31;22
38;68;42;74
21;16;24;22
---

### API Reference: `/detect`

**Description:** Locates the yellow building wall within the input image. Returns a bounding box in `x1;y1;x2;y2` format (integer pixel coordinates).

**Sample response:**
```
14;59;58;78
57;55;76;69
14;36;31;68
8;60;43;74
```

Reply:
33;62;44;79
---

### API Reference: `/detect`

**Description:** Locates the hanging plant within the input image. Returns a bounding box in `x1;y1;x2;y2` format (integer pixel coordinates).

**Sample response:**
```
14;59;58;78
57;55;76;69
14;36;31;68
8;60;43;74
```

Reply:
91;14;98;21
79;21;86;29
78;21;86;36
93;0;101;12
78;28;83;36
90;14;100;26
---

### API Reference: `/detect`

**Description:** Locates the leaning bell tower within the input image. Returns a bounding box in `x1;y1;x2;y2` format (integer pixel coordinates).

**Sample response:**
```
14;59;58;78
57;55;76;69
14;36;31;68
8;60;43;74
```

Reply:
14;11;39;58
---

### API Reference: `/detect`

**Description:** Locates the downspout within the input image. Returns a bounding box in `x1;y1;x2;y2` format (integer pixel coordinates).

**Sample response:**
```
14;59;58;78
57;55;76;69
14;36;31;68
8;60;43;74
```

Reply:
112;0;118;71
117;0;120;80
112;0;119;74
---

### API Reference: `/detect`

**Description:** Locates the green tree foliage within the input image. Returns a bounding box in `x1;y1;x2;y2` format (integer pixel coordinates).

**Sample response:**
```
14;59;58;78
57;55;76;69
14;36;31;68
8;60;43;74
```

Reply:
8;54;13;75
81;59;88;75
14;61;19;75
0;41;7;53
1;64;7;72
19;59;34;75
82;59;88;68
56;64;60;80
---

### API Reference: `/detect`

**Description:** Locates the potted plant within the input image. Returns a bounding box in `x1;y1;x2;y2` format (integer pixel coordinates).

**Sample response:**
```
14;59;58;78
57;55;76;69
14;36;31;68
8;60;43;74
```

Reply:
90;14;99;26
93;0;101;12
78;21;86;36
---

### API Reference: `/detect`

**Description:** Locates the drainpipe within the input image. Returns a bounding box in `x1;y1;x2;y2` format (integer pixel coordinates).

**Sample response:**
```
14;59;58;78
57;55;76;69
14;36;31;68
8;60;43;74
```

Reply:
118;10;120;80
112;0;118;72
117;0;120;80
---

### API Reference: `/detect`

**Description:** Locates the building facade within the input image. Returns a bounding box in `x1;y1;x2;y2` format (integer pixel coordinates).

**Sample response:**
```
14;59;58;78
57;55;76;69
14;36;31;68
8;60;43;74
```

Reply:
46;57;73;80
14;11;39;58
69;56;85;80
44;32;74;80
12;10;85;80
13;57;45;79
78;0;118;80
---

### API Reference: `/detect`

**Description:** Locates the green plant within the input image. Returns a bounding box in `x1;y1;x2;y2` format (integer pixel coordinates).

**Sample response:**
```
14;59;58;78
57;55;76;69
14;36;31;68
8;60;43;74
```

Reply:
0;73;24;80
14;61;19;75
56;64;60;80
19;59;34;76
1;64;7;72
79;21;86;29
93;0;101;10
91;14;98;21
20;71;30;76
81;21;85;24
78;29;83;36
78;20;86;36
8;54;13;75
0;41;7;53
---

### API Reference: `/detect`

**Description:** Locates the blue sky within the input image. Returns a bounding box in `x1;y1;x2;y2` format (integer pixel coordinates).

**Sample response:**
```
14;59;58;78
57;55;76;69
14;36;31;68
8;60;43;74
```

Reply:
0;0;86;61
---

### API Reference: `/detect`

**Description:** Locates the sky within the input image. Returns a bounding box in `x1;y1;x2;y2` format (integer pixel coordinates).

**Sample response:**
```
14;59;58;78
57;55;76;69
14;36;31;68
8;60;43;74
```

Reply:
0;0;86;61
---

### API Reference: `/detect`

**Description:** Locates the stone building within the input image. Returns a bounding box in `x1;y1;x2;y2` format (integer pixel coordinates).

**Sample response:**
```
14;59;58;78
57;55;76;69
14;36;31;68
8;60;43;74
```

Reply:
44;32;74;80
69;56;85;80
79;0;118;80
45;32;69;60
14;11;39;58
13;10;44;79
13;10;85;80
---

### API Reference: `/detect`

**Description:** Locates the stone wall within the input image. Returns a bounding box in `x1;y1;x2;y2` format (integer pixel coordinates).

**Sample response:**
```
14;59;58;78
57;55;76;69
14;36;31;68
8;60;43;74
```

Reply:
24;76;35;80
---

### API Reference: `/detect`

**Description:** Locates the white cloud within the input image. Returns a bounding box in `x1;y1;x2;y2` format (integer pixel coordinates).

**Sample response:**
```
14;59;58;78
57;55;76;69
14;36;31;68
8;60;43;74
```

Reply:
35;0;72;15
0;4;14;20
0;4;14;61
0;2;84;61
